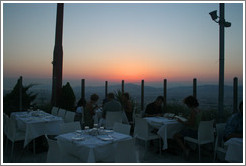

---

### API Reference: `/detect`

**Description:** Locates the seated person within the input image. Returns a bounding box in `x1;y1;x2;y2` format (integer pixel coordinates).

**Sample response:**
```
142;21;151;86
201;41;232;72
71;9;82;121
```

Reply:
122;92;133;122
74;98;86;126
224;101;243;142
102;93;122;118
84;94;99;128
173;96;201;158
144;96;164;117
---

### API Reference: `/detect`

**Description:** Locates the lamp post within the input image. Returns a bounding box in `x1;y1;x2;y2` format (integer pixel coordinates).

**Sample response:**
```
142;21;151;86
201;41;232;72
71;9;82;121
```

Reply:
209;3;231;122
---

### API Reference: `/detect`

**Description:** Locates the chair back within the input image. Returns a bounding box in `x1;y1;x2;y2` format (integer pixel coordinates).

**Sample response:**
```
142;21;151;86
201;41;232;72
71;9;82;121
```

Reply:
57;109;66;119
215;123;226;149
115;139;138;163
64;111;75;123
3;113;9;135
45;135;61;162
198;119;214;144
51;107;59;116
105;112;122;129
134;117;149;139
60;121;81;134
113;122;131;135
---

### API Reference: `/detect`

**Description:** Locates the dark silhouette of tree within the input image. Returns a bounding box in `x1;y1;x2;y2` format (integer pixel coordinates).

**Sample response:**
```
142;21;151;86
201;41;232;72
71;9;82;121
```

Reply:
3;77;37;116
59;82;76;111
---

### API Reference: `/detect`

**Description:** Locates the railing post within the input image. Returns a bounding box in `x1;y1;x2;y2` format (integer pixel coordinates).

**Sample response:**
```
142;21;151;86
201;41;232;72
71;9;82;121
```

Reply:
19;76;22;111
233;77;238;113
193;78;197;99
141;80;144;111
122;80;124;93
105;81;108;98
163;79;167;112
81;79;85;101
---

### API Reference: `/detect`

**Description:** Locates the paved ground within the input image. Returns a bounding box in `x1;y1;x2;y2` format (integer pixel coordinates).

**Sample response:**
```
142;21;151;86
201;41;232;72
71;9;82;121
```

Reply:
2;137;227;164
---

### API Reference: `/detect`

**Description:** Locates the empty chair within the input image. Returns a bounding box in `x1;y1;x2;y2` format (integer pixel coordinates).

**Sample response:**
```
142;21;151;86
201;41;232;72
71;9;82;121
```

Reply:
134;117;161;153
57;109;66;119
214;123;227;161
64;111;75;123
45;135;61;163
51;107;59;116
113;122;131;135
105;112;123;129
5;117;25;160
115;139;138;163
184;119;215;161
60;121;81;134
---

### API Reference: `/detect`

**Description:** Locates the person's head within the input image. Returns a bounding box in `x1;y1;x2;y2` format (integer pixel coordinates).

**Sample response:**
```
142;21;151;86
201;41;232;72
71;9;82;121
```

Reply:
77;98;86;107
90;94;99;103
107;93;115;100
239;101;243;114
155;96;164;106
183;96;199;108
122;92;130;101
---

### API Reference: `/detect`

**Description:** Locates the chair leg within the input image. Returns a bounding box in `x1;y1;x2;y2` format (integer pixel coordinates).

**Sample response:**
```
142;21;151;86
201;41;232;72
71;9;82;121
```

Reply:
198;145;200;161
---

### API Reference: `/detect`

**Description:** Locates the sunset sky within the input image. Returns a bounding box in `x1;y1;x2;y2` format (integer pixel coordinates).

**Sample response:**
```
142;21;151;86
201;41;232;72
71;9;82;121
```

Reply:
2;2;244;88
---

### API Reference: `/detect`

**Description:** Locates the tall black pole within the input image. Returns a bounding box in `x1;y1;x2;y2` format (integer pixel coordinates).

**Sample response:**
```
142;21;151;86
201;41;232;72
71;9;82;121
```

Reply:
105;81;108;98
81;79;85;101
218;3;225;122
233;77;238;113
141;80;144;111
163;79;167;112
51;3;64;106
193;78;197;99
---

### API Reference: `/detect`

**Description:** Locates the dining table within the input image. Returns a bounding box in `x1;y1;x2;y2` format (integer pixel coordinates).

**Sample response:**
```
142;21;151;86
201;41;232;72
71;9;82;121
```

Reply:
10;110;64;147
144;116;186;150
224;137;243;163
56;129;133;162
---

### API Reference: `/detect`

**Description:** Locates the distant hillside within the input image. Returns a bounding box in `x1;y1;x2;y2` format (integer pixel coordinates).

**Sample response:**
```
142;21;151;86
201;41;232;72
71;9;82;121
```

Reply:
3;83;243;110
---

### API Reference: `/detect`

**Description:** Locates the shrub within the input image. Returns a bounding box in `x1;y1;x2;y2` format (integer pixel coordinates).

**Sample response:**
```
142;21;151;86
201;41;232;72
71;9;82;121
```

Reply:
58;82;76;111
3;77;37;116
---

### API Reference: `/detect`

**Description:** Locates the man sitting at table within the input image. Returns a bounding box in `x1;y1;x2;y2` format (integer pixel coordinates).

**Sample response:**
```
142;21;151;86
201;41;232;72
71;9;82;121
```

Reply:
144;96;164;117
224;101;243;142
102;93;122;118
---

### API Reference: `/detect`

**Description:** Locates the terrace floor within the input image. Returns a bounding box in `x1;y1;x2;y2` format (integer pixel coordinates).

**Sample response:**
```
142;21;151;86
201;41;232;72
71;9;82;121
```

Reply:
2;137;227;164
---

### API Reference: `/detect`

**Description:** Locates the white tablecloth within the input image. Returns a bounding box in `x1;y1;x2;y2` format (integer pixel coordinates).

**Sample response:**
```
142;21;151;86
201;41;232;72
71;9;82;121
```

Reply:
145;117;184;150
56;130;132;162
11;110;63;147
224;138;243;163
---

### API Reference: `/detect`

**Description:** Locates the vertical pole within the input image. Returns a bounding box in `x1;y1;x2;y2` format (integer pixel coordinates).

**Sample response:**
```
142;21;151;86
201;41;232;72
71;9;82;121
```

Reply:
19;76;22;111
122;80;124;93
141;80;144;111
233;77;238;113
105;81;108;98
193;78;197;99
51;3;64;106
218;3;225;122
81;79;85;101
163;79;167;112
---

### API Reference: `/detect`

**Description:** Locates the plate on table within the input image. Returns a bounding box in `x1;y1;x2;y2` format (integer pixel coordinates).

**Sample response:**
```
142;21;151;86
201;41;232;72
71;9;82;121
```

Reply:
76;130;83;133
98;136;113;141
104;130;113;134
72;137;85;141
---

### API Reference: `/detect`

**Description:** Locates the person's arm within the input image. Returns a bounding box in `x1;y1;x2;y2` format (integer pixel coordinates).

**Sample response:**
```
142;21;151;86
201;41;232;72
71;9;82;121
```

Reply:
178;110;195;126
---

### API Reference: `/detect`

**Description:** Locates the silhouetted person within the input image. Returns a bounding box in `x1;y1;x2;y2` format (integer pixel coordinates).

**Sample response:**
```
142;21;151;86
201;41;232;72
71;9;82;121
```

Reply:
122;92;133;122
224;101;243;142
74;98;86;127
84;94;99;128
102;93;122;118
173;96;202;158
144;96;164;117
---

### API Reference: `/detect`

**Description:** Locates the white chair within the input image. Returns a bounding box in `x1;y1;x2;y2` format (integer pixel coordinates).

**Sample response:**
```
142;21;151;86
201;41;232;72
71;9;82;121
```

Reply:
51;107;59;116
115;139;138;163
113;122;131;135
5;116;25;160
134;117;161;153
60;121;81;134
64;111;75;123
184;119;215;161
57;108;66;119
214;123;227;161
45;135;61;163
105;112;123;129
